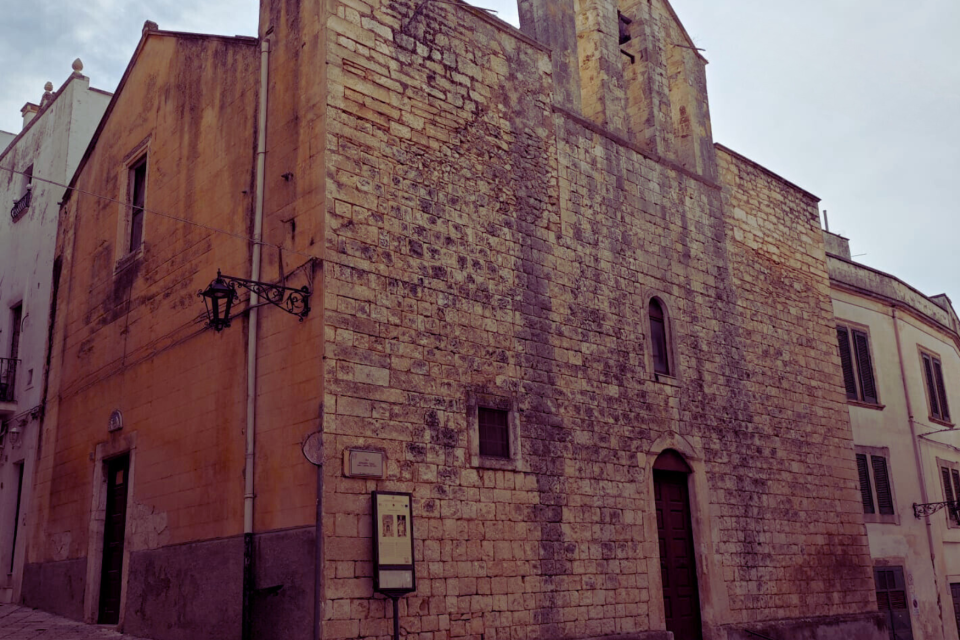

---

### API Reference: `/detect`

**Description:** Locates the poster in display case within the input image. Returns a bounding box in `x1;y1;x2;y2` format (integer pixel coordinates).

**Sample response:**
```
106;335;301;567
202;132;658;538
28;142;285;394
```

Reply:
372;491;416;595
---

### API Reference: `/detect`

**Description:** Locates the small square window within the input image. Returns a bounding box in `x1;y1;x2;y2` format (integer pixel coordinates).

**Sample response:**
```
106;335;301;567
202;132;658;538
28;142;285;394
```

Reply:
467;393;520;471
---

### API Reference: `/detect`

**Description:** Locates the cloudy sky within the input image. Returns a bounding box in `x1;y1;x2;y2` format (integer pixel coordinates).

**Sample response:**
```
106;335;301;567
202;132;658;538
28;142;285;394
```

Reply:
2;0;958;302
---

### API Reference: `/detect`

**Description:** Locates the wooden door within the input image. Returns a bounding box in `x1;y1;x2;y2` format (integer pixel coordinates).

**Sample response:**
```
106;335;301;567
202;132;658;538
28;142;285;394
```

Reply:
98;455;129;624
951;583;960;639
655;470;702;640
874;567;913;640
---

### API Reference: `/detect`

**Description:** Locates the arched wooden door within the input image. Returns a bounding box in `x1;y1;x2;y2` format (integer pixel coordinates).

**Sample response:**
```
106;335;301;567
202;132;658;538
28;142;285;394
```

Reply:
653;450;702;640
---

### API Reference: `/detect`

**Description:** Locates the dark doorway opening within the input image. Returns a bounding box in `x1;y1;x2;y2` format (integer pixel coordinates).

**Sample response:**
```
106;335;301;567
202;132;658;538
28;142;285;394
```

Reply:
654;450;702;640
9;461;24;574
875;566;913;640
98;455;130;624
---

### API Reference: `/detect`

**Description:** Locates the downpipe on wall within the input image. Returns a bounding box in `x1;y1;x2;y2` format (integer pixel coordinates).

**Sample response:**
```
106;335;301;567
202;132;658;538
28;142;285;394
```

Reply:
242;37;270;640
892;304;948;638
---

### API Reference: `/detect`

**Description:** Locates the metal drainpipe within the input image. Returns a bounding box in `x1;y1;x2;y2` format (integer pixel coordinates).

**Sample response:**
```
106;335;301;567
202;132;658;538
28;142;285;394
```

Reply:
314;408;324;640
893;305;947;635
242;37;270;640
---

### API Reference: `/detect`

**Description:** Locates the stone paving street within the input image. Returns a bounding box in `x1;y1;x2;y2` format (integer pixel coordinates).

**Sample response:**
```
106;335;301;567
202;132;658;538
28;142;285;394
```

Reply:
0;605;146;639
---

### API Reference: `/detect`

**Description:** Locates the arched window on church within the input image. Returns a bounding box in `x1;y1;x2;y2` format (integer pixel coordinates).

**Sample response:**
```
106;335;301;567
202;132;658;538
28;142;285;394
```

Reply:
649;299;670;376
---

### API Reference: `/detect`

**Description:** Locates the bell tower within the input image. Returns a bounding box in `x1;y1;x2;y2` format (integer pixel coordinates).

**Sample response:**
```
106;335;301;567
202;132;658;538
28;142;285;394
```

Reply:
520;0;717;181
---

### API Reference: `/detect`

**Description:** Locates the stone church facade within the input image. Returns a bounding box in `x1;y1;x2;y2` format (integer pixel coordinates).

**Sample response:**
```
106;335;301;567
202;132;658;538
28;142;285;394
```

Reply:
22;0;886;639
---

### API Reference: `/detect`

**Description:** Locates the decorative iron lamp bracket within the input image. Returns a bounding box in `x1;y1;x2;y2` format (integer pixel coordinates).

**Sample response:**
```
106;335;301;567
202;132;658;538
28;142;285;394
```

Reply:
199;270;311;332
227;274;311;320
913;500;960;519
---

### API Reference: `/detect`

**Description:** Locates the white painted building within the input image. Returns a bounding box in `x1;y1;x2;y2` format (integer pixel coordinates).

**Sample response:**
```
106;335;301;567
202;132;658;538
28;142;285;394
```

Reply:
827;230;960;640
0;61;110;603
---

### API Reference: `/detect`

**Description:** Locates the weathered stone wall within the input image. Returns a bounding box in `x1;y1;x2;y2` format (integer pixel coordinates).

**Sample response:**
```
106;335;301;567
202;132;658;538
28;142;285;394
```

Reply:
320;1;878;639
716;146;877;620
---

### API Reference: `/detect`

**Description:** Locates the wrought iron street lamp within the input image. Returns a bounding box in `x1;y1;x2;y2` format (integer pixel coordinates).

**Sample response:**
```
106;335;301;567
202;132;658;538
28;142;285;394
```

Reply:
199;269;311;332
200;270;239;332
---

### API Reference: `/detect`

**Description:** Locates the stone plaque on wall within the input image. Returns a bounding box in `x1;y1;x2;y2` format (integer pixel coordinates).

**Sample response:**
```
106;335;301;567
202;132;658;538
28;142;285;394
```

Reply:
343;448;385;479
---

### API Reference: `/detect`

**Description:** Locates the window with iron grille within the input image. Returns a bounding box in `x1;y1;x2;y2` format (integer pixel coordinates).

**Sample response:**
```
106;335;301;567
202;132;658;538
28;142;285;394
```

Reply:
478;407;510;459
837;324;878;404
855;447;897;524
921;350;951;423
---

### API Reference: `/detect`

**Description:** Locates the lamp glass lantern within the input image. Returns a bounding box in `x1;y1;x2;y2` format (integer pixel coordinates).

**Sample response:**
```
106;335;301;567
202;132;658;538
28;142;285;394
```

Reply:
200;271;238;331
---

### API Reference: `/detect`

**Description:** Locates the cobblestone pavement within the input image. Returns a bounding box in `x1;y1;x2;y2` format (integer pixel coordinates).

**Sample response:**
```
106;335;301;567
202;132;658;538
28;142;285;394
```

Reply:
0;605;146;639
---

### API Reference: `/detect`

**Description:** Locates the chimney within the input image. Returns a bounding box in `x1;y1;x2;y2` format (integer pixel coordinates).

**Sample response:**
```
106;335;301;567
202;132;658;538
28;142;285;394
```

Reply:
21;103;39;130
822;231;852;260
518;0;582;111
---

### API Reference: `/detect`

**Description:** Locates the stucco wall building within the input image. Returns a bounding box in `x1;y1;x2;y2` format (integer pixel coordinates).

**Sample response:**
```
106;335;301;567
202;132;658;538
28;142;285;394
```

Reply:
23;1;889;640
0;63;110;604
827;231;960;640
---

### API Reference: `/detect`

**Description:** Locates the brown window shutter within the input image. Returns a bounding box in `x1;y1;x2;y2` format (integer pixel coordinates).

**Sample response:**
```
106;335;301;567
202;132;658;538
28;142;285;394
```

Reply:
943;467;957;524
934;358;950;422
951;584;960;632
857;454;875;514
837;327;859;400
871;456;894;515
924;354;942;419
952;470;960;524
852;330;878;403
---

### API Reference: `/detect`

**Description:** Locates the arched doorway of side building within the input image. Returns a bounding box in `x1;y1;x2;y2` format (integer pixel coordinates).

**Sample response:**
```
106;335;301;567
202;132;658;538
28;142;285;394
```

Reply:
653;449;702;640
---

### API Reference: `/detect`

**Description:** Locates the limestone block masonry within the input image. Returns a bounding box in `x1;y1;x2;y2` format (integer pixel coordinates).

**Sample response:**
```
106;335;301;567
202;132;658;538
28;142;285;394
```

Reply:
319;0;884;638
19;1;889;639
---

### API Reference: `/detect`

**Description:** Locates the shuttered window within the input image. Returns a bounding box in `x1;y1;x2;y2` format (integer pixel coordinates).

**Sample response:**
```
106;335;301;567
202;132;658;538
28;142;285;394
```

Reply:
857;454;875;515
875;567;914;640
923;352;951;422
836;325;879;404
837;327;859;399
857;448;897;522
478;407;510;459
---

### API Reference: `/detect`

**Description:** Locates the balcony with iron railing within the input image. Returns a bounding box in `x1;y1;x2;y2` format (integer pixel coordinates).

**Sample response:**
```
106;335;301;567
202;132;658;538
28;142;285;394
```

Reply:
0;358;19;412
11;188;31;221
